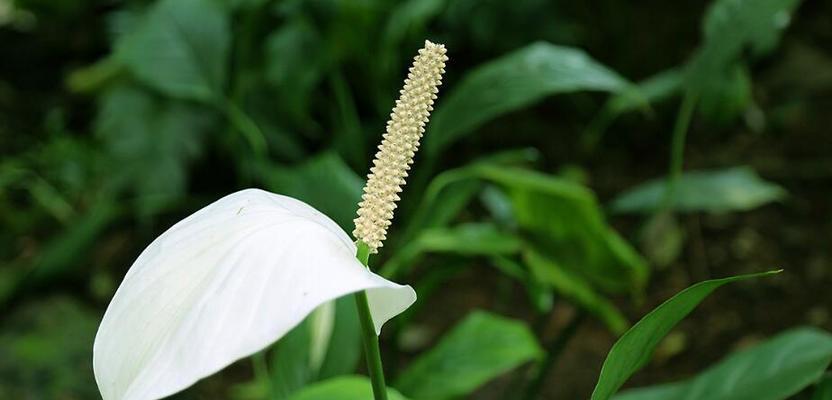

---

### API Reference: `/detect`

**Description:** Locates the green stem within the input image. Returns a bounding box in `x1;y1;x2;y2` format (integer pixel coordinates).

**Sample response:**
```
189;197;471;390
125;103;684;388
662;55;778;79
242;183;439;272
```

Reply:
354;241;389;400
521;311;586;400
662;91;698;210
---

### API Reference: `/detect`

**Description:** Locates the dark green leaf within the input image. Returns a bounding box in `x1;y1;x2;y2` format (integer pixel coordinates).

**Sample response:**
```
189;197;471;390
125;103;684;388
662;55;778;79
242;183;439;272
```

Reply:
610;167;786;214
116;0;230;101
316;296;362;380
270;319;313;399
286;376;408;400
425;42;631;157
476;164;648;294
814;373;832;400
261;152;363;231
614;327;832;400
686;0;802;92
590;270;781;400
395;310;542;399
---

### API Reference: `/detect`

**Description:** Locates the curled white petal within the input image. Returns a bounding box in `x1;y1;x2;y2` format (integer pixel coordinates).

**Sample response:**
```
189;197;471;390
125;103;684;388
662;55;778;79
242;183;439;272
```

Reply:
93;189;416;400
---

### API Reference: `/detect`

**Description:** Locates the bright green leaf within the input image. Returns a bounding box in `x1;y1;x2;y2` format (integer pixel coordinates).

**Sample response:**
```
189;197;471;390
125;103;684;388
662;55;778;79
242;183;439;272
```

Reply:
116;0;230;101
425;42;631;157
610;167;786;214
614;327;832;400
590;270;782;400
286;376;409;400
395;310;542;399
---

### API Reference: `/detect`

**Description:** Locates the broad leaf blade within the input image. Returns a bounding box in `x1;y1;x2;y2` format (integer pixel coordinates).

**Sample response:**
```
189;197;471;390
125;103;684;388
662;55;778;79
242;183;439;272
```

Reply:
425;42;631;157
610;167;786;214
116;0;230;101
590;271;781;400
614;328;832;400
476;164;648;294
395;311;542;399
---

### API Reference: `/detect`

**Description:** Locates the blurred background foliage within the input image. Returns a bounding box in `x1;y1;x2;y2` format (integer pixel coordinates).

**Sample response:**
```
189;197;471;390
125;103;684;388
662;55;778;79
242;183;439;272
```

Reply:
1;0;831;398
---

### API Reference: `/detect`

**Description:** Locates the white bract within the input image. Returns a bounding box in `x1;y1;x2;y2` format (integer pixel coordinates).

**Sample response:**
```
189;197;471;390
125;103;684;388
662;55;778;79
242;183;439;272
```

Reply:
93;189;416;400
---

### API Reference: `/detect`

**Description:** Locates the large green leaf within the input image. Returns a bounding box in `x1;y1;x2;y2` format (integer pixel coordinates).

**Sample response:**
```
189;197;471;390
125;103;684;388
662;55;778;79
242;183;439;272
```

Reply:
524;248;628;334
590;271;781;400
395;311;542;399
610;167;786;214
116;0;231;101
261;152;363;231
476;164;648;294
286;376;409;400
425;42;631;157
614;327;832;400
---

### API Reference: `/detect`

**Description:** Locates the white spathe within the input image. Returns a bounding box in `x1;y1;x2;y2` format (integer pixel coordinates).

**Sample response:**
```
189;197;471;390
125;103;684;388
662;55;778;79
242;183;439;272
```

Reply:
93;189;416;400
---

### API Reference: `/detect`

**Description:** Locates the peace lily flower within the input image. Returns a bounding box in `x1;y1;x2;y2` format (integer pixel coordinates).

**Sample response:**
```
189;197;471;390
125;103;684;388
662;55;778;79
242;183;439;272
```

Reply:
93;40;447;400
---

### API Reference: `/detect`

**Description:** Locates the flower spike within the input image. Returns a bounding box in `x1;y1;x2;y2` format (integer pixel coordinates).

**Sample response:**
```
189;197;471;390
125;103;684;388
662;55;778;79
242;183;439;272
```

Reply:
353;40;448;253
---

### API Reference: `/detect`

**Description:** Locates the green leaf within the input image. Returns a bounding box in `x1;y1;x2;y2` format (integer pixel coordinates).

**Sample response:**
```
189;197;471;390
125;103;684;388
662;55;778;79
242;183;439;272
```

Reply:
270;319;313;399
417;223;523;255
590;270;782;400
261;152;363;231
316;296;362;380
395;310;542;399
610;167;787;214
814;373;832;400
265;18;326;122
381;222;522;278
686;0;802;92
116;0;230;101
95;85;211;216
524;248;628;334
614;327;832;400
270;303;338;398
476;164;648;294
286;376;409;400
425;42;631;157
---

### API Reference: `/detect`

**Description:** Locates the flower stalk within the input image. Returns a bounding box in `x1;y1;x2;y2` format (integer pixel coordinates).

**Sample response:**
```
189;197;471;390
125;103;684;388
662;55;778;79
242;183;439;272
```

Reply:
352;40;448;400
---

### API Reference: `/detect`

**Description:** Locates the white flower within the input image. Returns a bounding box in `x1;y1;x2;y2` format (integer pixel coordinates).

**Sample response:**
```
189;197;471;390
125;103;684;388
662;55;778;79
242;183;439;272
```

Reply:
93;189;416;400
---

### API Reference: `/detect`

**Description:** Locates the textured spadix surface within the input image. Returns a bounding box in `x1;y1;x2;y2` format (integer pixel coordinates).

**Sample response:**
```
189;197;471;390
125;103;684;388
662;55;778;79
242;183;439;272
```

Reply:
93;189;416;400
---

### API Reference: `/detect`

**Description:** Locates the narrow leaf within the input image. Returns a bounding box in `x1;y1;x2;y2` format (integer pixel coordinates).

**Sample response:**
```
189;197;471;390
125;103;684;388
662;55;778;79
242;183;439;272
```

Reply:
590;270;782;400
